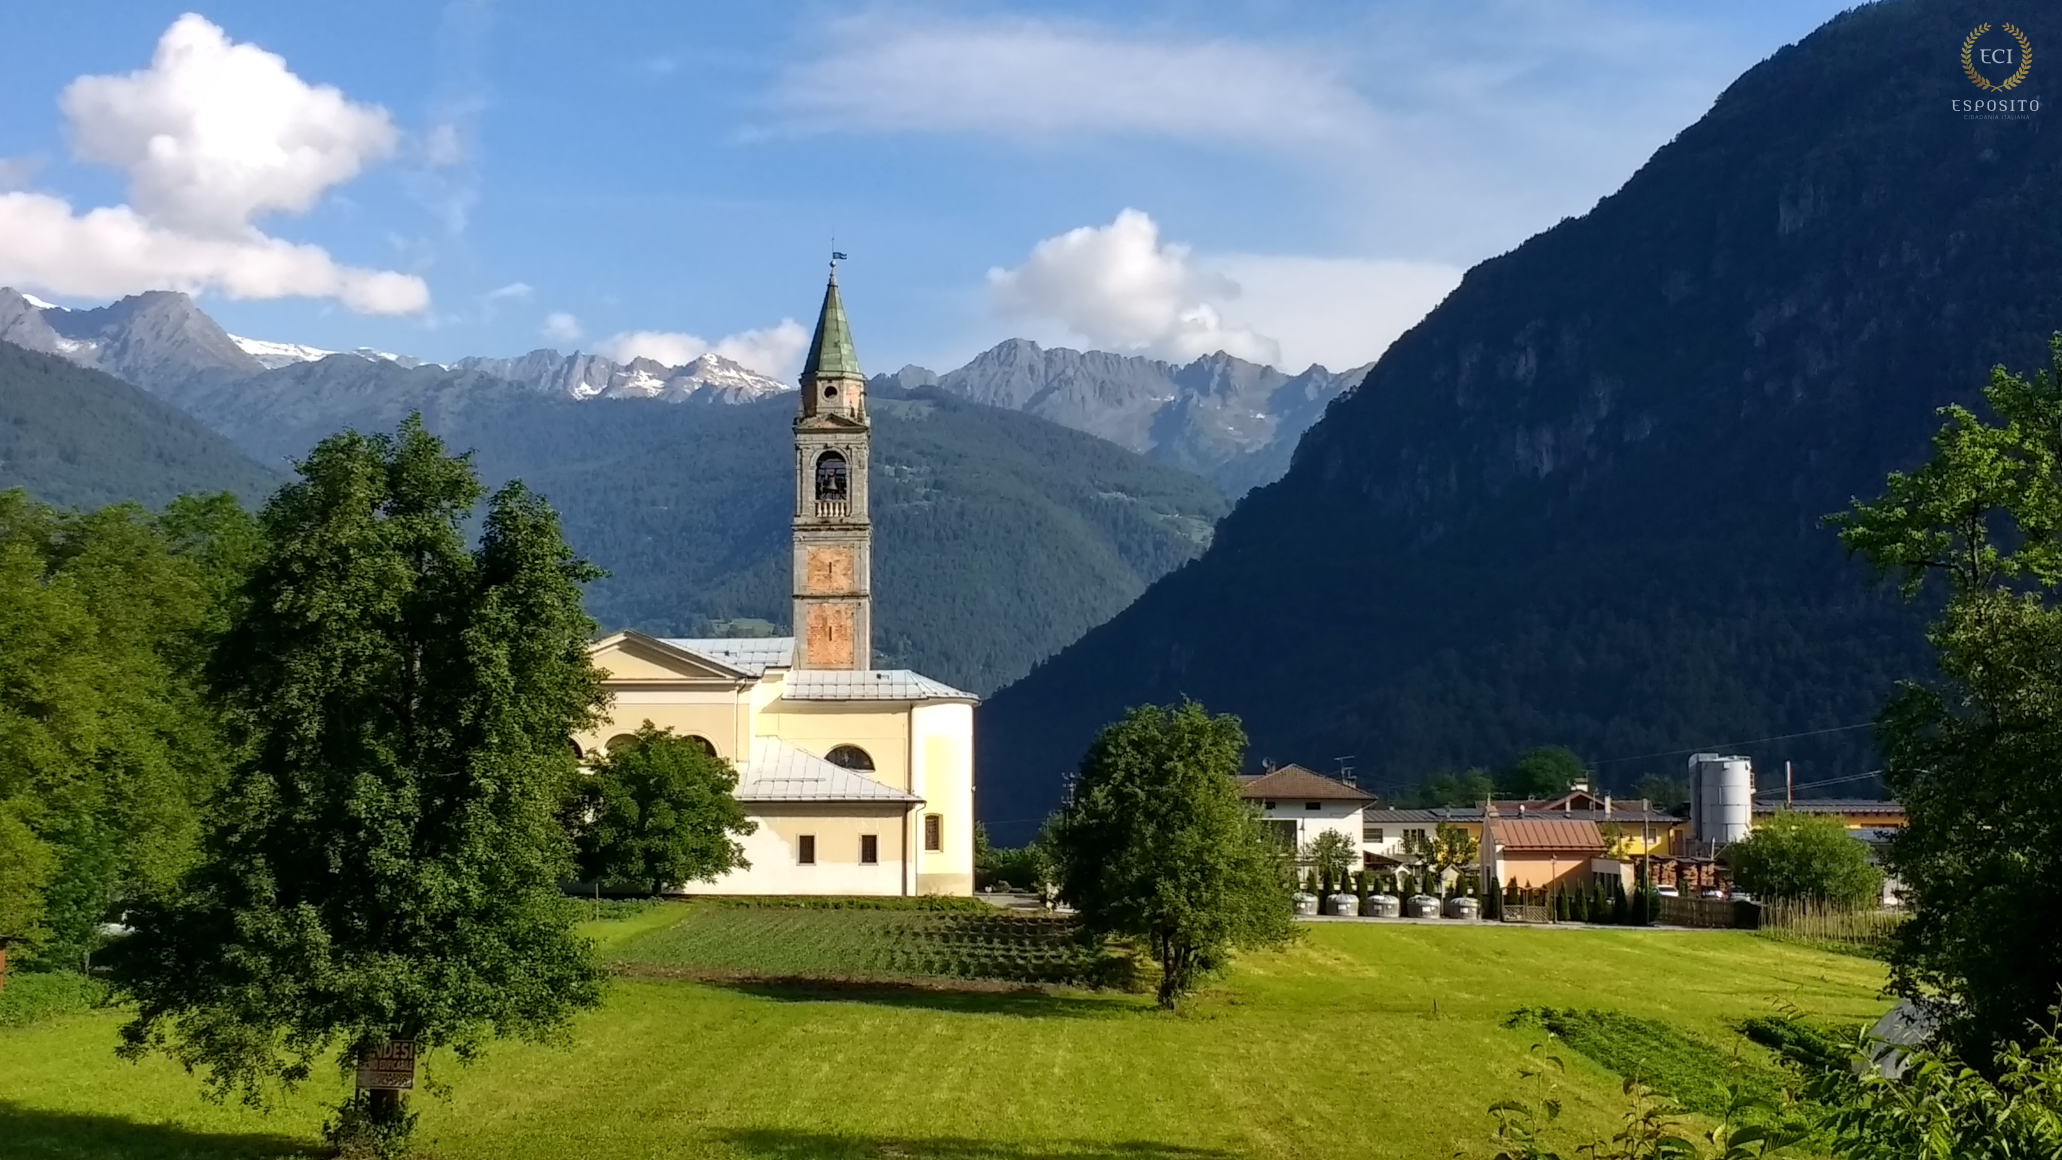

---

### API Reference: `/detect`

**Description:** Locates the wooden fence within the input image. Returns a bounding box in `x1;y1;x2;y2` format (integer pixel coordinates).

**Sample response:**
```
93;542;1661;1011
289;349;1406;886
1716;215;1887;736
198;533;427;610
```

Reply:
1657;895;1760;930
1756;898;1903;950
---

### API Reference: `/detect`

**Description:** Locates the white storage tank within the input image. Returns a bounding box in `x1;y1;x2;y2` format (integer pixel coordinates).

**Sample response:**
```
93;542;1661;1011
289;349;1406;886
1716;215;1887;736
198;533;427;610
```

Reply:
1687;753;1754;845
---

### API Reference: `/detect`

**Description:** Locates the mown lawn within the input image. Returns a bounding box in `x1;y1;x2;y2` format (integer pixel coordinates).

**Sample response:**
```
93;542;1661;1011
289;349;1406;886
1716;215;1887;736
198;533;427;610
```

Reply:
0;907;1889;1160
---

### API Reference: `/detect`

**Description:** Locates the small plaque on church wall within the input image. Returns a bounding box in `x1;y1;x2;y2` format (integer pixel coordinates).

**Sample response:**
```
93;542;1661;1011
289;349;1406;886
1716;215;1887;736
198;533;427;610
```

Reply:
355;1040;417;1091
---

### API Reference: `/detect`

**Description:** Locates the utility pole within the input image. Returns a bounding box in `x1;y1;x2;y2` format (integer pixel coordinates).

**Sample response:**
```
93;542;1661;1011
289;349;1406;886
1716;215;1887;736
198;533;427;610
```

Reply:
1785;760;1793;808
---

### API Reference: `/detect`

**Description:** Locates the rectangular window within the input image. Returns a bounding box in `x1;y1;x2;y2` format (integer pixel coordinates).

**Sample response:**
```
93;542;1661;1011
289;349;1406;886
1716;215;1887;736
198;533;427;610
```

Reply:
1305;801;1322;810
1366;827;1384;843
798;835;816;865
1262;819;1297;852
1263;800;1277;810
860;834;879;864
923;813;942;852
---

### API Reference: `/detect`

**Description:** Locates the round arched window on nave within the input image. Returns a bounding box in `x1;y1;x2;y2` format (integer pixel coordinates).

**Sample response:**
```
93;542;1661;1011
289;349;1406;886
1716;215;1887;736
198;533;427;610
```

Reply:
825;744;874;772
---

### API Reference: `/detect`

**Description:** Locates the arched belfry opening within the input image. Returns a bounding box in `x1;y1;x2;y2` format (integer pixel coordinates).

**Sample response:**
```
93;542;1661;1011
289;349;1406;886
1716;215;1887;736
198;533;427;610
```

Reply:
815;451;848;501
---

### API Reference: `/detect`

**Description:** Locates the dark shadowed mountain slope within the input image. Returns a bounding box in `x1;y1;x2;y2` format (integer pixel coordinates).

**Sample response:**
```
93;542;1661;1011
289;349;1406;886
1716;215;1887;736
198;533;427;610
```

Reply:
0;340;277;509
976;0;2056;839
155;359;1227;695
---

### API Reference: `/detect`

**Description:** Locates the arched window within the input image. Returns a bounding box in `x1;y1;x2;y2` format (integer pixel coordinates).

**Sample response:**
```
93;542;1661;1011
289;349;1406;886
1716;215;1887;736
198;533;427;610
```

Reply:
604;733;639;755
814;451;849;501
568;737;585;760
825;744;874;772
684;734;717;758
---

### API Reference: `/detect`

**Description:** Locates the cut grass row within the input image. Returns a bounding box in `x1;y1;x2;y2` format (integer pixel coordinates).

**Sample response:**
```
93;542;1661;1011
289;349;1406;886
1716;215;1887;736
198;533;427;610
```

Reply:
611;902;1117;986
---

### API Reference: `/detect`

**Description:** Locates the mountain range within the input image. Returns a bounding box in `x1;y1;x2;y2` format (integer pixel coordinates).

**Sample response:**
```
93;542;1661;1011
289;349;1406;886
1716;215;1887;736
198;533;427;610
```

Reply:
0;284;1362;499
976;0;2046;839
0;287;1227;695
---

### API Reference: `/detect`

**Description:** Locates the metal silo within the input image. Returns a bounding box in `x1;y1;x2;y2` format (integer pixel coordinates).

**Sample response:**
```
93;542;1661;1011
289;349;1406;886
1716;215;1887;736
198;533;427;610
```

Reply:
1687;753;1755;846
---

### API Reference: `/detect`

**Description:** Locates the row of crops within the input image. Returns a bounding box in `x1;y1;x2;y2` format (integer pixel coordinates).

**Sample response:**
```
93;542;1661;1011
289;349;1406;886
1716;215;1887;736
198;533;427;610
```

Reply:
612;904;1119;987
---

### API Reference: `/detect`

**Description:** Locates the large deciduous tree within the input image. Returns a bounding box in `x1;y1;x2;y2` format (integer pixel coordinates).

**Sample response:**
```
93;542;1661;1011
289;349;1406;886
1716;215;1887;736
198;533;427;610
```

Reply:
570;723;754;895
0;490;251;971
1832;336;2062;1057
115;418;608;1147
1499;746;1588;800
1724;812;1882;906
1051;701;1294;1008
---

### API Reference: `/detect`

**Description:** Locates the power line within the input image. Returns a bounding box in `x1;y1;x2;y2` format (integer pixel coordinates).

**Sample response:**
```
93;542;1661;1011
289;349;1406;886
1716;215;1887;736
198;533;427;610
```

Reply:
1583;721;1880;766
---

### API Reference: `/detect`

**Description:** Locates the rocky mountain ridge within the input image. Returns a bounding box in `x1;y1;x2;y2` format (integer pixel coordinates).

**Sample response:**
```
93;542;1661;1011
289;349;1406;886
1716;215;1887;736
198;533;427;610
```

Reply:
880;340;1372;495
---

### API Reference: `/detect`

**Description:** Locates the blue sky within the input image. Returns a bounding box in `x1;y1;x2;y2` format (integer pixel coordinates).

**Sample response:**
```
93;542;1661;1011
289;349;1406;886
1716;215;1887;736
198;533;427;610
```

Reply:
0;1;1857;376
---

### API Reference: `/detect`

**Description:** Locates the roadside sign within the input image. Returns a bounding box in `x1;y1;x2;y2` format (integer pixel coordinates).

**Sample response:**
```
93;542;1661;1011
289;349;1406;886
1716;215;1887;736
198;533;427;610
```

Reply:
355;1040;417;1091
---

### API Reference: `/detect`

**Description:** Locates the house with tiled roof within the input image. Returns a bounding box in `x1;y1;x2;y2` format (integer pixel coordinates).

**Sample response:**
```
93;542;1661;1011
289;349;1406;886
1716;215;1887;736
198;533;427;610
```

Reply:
575;264;975;897
1235;764;1373;861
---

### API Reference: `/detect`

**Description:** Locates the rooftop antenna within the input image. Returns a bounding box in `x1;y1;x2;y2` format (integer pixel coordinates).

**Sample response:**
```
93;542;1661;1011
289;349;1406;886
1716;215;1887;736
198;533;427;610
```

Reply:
1333;755;1356;787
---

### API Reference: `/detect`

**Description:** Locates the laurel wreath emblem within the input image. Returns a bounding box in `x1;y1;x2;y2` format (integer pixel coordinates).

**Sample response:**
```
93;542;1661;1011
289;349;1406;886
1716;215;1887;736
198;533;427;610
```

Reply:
1962;22;2034;91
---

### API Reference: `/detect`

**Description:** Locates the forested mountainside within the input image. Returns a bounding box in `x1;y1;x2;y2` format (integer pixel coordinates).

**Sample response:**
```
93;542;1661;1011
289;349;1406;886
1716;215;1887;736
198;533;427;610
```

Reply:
977;0;2051;840
149;357;1226;695
0;341;277;509
878;340;1370;496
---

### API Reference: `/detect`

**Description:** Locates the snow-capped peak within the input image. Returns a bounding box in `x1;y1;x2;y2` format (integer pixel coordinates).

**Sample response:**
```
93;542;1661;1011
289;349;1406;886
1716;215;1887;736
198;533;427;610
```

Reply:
20;293;61;310
230;334;340;370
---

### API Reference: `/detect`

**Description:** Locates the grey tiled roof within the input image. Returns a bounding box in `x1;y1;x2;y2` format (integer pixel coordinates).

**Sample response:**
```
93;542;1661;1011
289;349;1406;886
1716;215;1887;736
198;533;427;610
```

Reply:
781;669;977;702
662;637;795;677
1754;798;1903;815
735;738;920;803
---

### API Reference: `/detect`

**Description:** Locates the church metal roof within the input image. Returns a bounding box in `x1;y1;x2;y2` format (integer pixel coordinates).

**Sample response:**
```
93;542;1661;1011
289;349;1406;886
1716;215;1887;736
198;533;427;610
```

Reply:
660;637;795;677
801;266;863;381
782;669;977;703
736;738;920;803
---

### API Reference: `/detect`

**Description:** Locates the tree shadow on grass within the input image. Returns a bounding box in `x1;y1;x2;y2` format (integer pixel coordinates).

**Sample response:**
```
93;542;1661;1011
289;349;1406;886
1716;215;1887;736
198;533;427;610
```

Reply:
0;1101;316;1159
717;1128;1239;1159
703;977;1148;1020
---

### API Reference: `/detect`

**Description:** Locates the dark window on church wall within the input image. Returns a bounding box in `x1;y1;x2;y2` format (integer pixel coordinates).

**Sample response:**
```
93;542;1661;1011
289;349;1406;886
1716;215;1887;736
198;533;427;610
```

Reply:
826;744;874;771
604;733;637;754
684;734;716;757
798;835;816;864
860;834;879;864
923;813;942;852
815;451;849;500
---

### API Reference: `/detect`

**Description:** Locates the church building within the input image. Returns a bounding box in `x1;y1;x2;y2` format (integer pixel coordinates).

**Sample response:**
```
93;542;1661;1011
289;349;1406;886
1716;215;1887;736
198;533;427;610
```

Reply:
576;264;977;896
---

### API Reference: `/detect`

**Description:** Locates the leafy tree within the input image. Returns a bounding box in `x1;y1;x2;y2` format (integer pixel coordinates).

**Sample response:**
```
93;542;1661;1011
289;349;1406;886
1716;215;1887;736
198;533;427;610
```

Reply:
1831;339;2062;1056
1302;830;1358;892
0;490;251;971
1724;813;1881;906
0;803;54;970
569;723;754;894
1633;774;1689;811
1410;767;1496;808
114;419;609;1149
1500;747;1588;800
1051;701;1294;1008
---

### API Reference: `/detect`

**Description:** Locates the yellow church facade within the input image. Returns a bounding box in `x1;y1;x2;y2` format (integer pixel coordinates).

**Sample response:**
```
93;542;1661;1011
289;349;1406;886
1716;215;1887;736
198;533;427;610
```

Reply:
574;263;978;896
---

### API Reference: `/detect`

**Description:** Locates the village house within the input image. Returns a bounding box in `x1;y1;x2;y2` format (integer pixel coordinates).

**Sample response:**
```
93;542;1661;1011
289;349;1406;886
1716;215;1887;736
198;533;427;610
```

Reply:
1235;764;1372;860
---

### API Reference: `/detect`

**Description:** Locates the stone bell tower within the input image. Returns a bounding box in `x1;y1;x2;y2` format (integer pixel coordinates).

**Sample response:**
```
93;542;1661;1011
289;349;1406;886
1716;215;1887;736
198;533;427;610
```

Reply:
792;259;872;670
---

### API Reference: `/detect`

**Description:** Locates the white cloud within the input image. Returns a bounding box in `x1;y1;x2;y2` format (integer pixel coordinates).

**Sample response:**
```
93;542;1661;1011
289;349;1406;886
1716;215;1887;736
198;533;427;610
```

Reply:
486;281;533;300
771;16;1374;152
0;192;427;313
0;157;43;193
62;14;399;236
988;210;1462;371
988;209;1277;364
0;14;426;314
599;319;810;379
541;311;582;342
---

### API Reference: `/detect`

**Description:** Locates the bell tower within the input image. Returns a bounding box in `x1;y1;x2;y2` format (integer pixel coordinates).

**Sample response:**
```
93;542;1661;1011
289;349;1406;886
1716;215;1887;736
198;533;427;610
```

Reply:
792;259;872;670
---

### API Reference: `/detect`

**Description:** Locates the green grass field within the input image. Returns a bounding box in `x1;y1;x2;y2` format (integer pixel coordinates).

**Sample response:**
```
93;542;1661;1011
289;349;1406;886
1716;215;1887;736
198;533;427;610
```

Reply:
0;905;1889;1160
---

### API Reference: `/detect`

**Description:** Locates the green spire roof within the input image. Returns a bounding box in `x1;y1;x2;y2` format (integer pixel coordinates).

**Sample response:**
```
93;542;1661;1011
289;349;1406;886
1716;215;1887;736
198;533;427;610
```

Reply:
801;266;863;381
